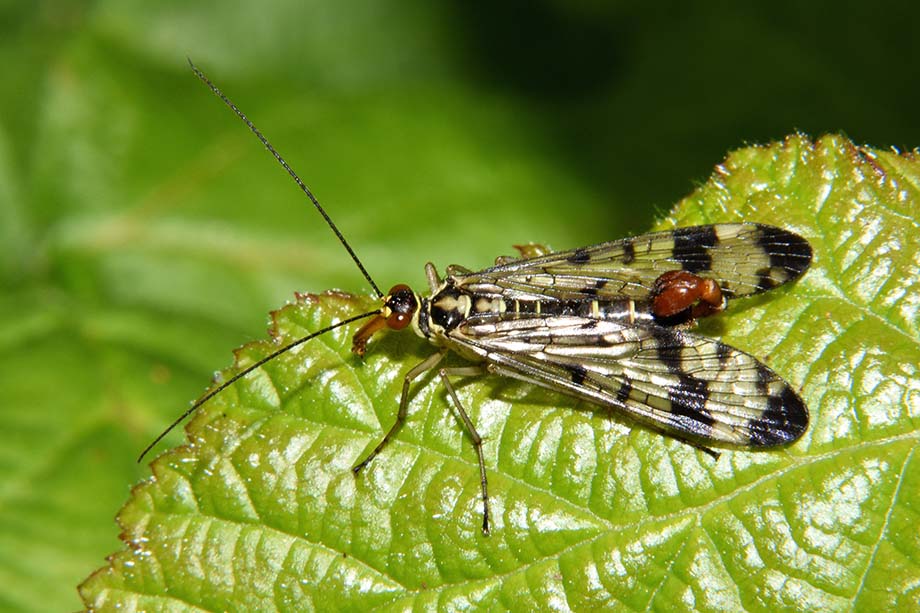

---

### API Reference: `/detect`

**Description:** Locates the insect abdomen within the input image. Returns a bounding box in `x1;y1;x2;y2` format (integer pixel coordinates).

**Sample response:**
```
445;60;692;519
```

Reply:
425;286;651;337
508;297;654;323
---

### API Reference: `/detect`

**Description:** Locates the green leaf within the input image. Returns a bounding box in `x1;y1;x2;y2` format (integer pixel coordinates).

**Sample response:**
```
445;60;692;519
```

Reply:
80;135;920;611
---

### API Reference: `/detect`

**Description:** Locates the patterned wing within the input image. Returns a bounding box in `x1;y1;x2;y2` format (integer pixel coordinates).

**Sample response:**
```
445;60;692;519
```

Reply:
456;223;812;302
449;314;808;447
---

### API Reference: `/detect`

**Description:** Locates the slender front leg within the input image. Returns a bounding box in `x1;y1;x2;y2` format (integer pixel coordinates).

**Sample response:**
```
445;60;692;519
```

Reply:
438;365;492;535
352;350;446;474
424;262;441;293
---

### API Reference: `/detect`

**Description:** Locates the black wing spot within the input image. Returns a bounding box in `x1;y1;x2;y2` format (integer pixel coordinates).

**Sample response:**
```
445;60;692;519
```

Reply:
622;241;636;264
672;226;717;274
616;379;632;404
651;327;685;374
568;248;591;264
755;224;813;278
568;364;588;385
749;385;809;446
715;341;733;365
669;375;714;438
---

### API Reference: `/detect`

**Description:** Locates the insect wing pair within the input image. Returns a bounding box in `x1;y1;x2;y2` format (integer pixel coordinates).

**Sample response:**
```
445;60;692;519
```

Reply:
434;223;811;452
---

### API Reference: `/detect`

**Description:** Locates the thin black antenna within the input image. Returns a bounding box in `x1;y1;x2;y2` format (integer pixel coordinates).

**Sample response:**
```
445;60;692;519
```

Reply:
188;58;383;298
138;309;379;462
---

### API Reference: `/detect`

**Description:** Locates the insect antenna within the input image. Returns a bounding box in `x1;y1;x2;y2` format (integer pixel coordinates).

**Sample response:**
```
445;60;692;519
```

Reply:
137;309;379;462
188;58;382;299
140;61;388;462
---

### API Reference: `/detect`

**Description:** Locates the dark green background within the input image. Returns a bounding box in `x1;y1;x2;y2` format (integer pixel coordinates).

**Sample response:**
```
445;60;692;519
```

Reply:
0;2;917;610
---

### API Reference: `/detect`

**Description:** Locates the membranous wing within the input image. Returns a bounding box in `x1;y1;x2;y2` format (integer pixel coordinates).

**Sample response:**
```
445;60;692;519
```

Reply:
455;223;812;302
450;314;808;447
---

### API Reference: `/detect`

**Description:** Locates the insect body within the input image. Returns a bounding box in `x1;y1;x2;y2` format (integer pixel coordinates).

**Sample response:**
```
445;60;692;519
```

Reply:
349;224;811;532
141;62;812;535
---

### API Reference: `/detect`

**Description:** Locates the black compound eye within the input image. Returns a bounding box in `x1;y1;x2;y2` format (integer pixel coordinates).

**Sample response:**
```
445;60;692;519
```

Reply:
385;284;417;330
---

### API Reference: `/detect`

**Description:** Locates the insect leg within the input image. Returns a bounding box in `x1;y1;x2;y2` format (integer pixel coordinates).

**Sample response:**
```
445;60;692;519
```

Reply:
424;262;441;293
352;350;446;474
437;365;491;535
